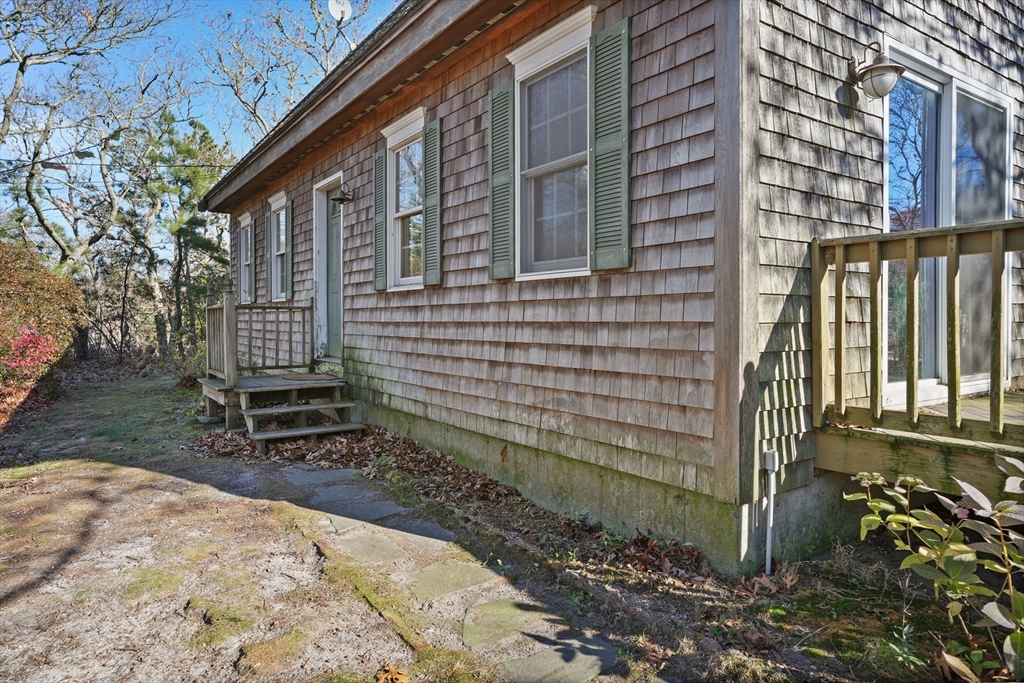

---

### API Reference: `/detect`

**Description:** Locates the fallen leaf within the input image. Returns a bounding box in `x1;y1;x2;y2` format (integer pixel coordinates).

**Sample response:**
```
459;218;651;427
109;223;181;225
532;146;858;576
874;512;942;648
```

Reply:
938;650;980;683
375;661;411;683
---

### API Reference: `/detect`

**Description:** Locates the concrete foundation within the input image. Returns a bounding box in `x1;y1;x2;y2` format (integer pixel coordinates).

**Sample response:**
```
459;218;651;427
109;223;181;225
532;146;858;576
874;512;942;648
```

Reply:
351;400;862;574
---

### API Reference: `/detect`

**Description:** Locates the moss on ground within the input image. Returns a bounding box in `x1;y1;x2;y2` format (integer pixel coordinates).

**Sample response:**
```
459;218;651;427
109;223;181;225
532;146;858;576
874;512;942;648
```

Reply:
186;596;258;647
236;629;308;676
124;567;183;601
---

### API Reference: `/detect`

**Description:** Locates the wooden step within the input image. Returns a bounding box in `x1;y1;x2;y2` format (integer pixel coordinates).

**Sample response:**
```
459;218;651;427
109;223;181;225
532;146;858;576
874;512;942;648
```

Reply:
240;401;355;417
249;422;364;455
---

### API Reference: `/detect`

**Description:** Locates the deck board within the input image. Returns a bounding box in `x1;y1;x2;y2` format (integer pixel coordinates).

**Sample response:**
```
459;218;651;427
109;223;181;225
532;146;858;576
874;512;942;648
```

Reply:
200;374;346;394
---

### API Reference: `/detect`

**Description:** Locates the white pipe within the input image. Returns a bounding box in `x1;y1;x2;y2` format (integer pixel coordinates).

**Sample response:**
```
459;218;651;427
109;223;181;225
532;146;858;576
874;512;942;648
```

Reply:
764;449;779;575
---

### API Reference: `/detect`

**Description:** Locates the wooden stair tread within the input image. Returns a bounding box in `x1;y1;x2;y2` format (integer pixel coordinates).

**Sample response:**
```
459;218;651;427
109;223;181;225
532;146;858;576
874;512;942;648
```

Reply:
241;401;355;417
237;379;346;393
249;422;364;441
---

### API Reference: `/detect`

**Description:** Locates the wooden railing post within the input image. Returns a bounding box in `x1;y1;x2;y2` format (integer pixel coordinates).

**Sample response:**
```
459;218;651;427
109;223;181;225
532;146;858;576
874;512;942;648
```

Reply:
946;234;961;430
223;280;237;390
205;283;216;377
811;238;829;428
991;230;1006;434
906;237;919;427
869;241;882;421
834;244;846;419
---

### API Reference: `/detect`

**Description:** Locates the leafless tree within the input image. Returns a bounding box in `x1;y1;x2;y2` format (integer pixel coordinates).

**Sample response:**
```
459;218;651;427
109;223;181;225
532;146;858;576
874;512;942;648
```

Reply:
195;0;373;150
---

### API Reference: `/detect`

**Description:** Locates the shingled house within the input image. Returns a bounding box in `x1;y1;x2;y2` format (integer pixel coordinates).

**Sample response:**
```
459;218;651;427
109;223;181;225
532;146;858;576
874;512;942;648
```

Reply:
199;0;1024;573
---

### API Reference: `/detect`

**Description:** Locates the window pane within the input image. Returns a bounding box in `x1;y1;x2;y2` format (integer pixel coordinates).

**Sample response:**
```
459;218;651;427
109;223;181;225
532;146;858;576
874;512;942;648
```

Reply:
400;212;423;279
955;94;1005;376
887;79;940;382
526;163;587;271
955;94;1006;224
241;228;249;263
276;253;286;295
395;141;423;213
526;56;587;169
277;210;286;253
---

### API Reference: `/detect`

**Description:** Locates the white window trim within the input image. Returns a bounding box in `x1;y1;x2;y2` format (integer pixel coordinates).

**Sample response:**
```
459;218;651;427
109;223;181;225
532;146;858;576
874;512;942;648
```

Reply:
508;6;596;282
267;191;288;301
880;38;1014;408
382;107;426;290
238;211;251;303
313;172;345;359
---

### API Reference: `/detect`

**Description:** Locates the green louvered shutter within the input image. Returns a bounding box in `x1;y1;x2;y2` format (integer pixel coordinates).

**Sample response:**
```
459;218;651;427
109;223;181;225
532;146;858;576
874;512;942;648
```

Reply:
284;199;293;299
248;220;256;299
265;212;273;301
488;81;515;280
422;118;443;286
373;148;387;291
589;17;631;271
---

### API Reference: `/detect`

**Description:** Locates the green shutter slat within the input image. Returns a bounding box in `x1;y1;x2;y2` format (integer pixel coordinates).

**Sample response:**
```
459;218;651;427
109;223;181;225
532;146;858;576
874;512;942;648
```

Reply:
373;148;387;291
285;199;293;299
422;118;443;286
589;17;631;271
488;81;515;280
265;213;272;301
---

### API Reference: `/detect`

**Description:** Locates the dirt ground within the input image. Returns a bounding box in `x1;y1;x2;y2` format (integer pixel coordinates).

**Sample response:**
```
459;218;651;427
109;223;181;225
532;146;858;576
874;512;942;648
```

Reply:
0;372;969;682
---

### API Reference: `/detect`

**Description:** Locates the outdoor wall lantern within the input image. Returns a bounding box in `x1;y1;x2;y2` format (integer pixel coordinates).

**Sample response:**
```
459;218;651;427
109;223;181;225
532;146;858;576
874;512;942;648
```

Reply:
848;41;905;99
329;182;354;205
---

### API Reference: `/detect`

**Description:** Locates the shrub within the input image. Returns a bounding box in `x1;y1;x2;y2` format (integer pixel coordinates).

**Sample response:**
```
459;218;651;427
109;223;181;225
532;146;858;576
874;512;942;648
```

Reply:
847;458;1024;681
0;243;85;387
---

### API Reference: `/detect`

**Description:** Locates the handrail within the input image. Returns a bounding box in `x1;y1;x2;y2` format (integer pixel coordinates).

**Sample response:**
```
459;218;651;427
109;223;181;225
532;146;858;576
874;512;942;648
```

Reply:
236;298;314;373
812;218;1022;443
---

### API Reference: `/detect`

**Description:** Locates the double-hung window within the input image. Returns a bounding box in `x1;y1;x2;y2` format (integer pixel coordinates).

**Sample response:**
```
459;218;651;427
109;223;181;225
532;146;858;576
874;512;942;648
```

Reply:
238;212;252;303
883;42;1012;403
374;107;444;290
266;191;292;301
488;6;631;280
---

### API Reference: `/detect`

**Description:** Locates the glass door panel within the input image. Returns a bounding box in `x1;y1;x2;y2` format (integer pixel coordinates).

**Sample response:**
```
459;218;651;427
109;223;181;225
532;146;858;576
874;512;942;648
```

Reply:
954;93;1006;378
887;78;940;383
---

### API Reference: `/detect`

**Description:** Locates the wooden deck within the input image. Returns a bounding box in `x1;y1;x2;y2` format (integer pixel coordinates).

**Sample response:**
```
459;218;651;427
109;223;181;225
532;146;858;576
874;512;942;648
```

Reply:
918;391;1023;425
815;390;1023;499
199;373;348;432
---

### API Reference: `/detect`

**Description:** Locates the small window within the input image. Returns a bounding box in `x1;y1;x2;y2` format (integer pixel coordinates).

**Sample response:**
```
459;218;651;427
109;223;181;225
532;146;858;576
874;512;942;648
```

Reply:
273;208;287;299
239;216;252;303
266;192;291;301
379;107;426;289
521;54;589;274
394;138;424;283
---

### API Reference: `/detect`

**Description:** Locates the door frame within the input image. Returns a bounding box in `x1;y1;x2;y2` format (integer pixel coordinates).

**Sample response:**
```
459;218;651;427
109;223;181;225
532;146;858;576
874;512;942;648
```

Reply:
880;39;1014;408
313;171;346;361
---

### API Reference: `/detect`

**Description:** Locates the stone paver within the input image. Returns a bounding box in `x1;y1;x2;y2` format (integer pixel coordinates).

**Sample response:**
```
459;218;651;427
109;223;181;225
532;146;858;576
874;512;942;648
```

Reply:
333;533;410;564
285;467;360;487
391;520;455;551
309;484;371;506
326;512;362;533
498;635;619;683
408;559;500;602
463;599;556;649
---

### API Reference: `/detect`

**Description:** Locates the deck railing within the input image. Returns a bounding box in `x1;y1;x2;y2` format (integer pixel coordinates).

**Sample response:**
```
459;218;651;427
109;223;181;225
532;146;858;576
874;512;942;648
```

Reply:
236;300;313;372
811;218;1023;443
205;281;313;387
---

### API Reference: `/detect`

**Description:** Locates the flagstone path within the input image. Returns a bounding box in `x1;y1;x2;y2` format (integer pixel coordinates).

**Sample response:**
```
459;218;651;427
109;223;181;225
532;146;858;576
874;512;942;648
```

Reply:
283;464;621;682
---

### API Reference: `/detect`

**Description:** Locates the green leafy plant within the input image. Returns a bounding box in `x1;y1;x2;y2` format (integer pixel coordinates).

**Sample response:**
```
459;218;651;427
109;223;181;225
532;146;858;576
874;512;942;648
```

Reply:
845;456;1024;680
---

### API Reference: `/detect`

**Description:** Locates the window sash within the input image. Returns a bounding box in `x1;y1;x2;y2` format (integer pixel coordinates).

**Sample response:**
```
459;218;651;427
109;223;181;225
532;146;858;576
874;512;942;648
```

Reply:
389;137;425;287
518;53;589;276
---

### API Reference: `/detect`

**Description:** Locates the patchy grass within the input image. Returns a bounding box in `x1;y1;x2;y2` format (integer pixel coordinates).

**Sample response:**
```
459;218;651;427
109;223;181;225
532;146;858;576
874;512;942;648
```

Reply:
124;567;183;601
410;647;497;683
236;629;308;676
186;596;259;647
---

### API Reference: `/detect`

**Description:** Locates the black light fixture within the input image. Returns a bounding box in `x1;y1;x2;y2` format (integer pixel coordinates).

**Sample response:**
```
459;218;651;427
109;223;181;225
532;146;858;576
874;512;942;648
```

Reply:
329;182;354;205
848;41;905;99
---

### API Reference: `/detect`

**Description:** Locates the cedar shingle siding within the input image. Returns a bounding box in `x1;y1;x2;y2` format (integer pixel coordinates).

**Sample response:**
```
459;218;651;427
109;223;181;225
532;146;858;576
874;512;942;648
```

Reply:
755;0;1024;490
230;0;721;496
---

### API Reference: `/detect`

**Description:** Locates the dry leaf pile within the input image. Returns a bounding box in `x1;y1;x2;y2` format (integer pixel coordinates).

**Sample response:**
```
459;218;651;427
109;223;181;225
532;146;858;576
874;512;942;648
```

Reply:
194;425;713;579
